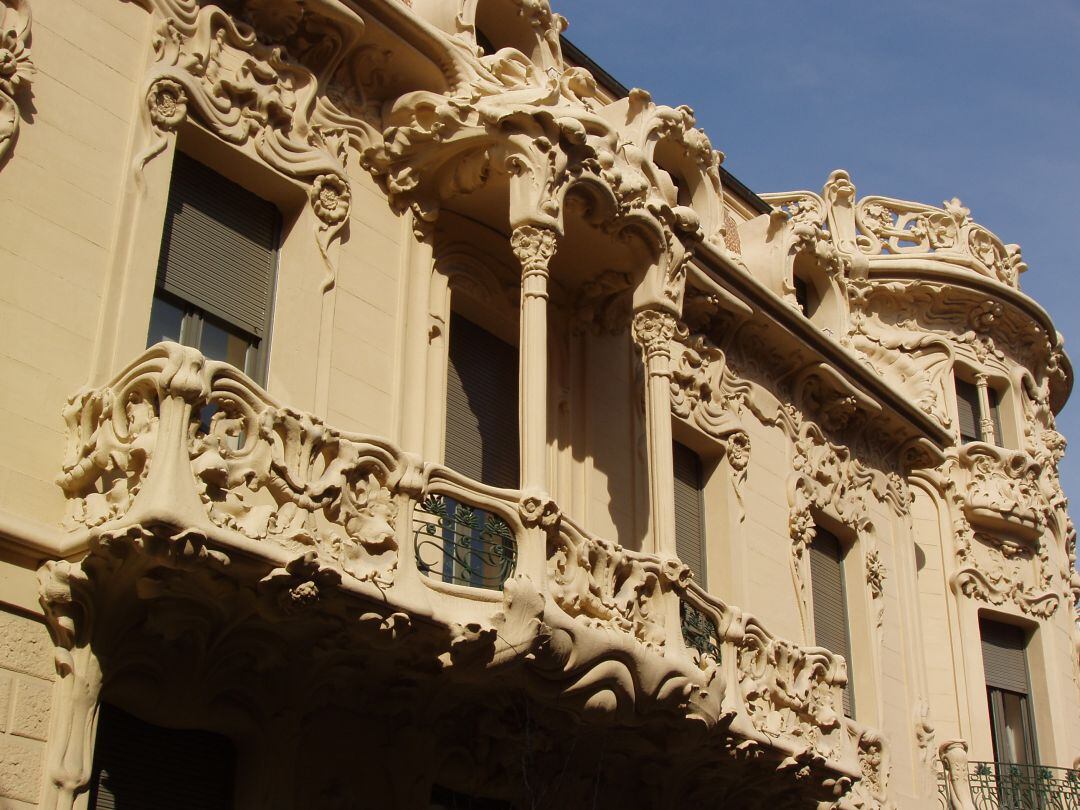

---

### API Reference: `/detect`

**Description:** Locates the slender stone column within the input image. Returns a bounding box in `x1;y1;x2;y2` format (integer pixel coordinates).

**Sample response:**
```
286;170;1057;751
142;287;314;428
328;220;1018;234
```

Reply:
632;309;678;558
511;226;558;499
974;373;995;445
397;217;436;456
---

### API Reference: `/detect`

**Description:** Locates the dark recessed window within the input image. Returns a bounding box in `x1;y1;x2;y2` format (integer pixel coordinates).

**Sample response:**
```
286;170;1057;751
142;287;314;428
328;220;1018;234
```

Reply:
148;152;280;384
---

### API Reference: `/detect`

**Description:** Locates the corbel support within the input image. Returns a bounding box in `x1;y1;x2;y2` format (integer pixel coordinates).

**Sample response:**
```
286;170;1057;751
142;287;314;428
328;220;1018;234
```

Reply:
632;309;678;558
37;560;102;810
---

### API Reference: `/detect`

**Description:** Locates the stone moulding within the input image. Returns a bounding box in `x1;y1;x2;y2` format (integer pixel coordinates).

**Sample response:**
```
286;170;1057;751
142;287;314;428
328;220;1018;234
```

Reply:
41;342;886;808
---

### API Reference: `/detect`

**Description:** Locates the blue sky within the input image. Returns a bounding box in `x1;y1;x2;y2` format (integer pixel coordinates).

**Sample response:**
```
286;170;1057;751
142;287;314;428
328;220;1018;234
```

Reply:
557;0;1080;507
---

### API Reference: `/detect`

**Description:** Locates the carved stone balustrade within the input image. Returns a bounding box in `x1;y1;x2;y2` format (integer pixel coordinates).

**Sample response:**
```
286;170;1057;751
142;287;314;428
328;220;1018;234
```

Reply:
45;343;888;808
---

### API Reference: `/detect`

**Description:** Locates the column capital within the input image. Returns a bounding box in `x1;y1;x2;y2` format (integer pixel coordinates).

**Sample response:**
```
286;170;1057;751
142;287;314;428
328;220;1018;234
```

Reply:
511;225;558;280
632;309;677;364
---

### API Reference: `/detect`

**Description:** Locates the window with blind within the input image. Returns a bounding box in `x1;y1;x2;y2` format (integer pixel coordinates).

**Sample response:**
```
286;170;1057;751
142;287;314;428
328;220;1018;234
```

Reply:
809;527;855;718
980;619;1037;765
147;152;280;384
423;312;520;589
89;702;236;810
955;377;982;444
445;312;519;488
954;374;1007;446
673;441;706;589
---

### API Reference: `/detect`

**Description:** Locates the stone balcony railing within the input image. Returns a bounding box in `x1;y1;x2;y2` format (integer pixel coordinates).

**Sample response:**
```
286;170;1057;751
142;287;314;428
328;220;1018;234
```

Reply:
52;342;888;804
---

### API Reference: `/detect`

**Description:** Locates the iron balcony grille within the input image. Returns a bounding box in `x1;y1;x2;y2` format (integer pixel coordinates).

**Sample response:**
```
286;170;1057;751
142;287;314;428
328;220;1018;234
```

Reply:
414;494;517;589
938;760;1080;809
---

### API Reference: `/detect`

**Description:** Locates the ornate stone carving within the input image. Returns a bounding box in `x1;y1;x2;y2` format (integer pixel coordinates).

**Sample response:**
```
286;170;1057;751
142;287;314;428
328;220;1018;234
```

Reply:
546;518;669;647
788;422;886;637
632;308;677;364
58;342;405;585
733;615;846;759
510;224;558;286
134;1;385;277
951;521;1060;619
938;740;977;810
0;0;33;165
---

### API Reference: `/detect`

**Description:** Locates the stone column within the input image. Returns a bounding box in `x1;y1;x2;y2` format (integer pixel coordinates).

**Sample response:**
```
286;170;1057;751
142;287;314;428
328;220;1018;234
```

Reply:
397;216;437;456
632;309;678;558
511;226;558;500
974;373;995;445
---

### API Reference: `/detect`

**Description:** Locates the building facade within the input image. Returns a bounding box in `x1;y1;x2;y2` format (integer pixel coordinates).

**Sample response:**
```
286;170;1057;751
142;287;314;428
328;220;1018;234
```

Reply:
0;0;1077;807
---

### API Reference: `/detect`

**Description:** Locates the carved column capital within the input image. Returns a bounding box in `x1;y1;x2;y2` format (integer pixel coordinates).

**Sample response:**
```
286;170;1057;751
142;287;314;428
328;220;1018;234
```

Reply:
632;309;677;368
511;225;558;295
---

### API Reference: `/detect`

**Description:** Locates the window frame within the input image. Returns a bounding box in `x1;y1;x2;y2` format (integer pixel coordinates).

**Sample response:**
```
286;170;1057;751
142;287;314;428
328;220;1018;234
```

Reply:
146;151;282;387
808;524;857;719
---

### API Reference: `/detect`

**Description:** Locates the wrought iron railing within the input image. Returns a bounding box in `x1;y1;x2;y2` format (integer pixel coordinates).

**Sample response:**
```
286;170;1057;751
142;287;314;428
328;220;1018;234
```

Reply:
679;598;720;664
414;494;517;589
938;760;1080;809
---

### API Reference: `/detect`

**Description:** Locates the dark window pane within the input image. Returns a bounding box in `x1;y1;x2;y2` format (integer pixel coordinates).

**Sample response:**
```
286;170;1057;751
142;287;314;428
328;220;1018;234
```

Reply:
199;314;253;374
89;702;235;810
146;293;185;347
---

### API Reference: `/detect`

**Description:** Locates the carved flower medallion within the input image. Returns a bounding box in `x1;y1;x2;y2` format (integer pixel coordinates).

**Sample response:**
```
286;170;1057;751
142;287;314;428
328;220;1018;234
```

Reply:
0;18;32;97
311;173;351;225
147;78;188;130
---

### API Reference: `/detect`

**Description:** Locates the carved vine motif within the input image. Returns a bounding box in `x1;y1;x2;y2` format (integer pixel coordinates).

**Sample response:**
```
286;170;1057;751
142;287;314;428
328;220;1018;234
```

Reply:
192;406;400;585
733;617;846;760
847;281;954;432
853;194;1024;287
0;0;33;165
58;382;161;530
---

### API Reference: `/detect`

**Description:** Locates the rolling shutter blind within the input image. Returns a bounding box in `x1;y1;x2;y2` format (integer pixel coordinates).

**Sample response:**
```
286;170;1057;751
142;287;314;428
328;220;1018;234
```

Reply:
673;442;706;589
810;528;855;718
955;377;981;443
987;387;1004;446
157;152;279;338
980;620;1029;694
89;703;235;810
445;313;519;489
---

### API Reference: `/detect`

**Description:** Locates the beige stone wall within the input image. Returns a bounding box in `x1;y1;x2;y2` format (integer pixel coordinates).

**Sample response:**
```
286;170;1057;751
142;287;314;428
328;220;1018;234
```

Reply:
0;600;55;808
0;0;150;529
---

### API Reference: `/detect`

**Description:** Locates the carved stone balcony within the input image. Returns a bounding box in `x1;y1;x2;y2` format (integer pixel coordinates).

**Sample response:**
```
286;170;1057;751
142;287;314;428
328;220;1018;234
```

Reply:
45;343;888;807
